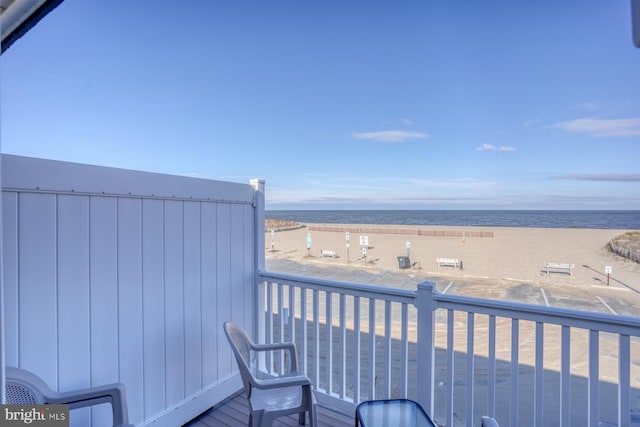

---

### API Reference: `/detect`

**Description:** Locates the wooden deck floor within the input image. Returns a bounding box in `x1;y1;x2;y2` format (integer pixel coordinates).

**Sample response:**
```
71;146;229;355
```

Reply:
184;392;355;427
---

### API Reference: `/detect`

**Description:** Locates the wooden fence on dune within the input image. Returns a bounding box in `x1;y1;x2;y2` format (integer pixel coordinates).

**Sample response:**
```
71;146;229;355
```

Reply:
308;225;494;238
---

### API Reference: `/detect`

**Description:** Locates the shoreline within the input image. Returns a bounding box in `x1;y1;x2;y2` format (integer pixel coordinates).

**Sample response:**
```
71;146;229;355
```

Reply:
265;210;640;231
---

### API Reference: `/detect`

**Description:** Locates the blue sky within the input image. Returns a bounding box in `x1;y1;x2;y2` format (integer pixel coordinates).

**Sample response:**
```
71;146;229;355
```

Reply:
2;1;639;210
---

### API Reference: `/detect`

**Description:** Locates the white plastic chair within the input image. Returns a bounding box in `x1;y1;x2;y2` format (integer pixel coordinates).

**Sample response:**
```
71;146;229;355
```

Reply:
481;416;500;427
5;367;133;427
223;321;317;426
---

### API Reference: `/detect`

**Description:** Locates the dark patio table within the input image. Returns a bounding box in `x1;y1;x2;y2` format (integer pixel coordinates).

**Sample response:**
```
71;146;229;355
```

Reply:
355;399;437;427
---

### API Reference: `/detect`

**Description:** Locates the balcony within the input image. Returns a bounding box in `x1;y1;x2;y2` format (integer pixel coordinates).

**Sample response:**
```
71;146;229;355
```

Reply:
252;270;640;427
2;155;639;426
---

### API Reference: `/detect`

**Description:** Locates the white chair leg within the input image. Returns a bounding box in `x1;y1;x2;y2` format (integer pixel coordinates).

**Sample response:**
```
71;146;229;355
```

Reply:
251;410;264;427
309;402;318;427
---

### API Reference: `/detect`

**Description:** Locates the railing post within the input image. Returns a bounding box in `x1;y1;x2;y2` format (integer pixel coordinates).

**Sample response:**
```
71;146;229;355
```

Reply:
250;178;265;349
416;281;436;416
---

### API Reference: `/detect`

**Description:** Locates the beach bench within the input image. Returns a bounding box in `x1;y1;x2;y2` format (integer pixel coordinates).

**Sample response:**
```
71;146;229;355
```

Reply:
544;262;574;276
321;249;337;258
436;257;462;269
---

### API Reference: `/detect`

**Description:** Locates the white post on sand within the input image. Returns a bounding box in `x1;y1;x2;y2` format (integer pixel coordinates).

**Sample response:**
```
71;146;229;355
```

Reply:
345;231;350;262
270;229;275;252
360;235;368;263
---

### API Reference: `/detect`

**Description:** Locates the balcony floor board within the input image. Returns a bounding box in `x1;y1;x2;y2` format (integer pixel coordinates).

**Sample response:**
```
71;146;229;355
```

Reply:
185;392;354;427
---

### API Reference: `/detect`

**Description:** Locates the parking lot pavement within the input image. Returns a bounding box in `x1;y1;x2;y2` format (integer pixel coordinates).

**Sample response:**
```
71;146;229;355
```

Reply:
266;258;640;318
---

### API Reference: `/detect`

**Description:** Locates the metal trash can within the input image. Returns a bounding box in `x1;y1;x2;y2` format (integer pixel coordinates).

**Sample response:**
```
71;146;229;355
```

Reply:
397;256;411;269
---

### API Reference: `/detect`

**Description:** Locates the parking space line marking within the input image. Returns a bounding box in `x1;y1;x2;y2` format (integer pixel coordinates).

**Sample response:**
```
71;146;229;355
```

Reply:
443;281;454;294
541;289;550;307
597;296;617;315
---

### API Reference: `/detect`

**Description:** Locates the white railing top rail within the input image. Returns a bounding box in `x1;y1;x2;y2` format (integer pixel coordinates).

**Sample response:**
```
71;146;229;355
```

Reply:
259;270;416;304
434;292;640;337
259;270;640;336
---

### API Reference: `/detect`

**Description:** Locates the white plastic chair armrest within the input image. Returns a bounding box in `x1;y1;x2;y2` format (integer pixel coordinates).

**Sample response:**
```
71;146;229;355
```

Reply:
253;373;311;390
251;342;298;370
252;342;296;353
51;383;129;426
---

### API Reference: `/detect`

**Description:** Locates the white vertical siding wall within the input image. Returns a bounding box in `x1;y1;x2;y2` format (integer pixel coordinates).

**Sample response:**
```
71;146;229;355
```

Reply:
1;154;258;426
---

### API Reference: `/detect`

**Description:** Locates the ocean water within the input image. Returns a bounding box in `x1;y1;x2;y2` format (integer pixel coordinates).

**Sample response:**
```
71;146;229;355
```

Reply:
266;210;640;230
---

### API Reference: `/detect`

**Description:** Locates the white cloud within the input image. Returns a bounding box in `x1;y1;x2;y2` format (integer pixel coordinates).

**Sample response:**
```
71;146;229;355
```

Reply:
551;118;640;137
400;118;414;126
265;174;640;209
523;118;541;127
352;130;429;143
571;101;603;112
475;143;517;152
555;173;640;182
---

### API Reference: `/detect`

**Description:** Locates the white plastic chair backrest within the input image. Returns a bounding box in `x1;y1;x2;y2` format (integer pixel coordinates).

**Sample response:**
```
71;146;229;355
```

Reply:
481;416;500;427
223;322;254;397
5;368;49;404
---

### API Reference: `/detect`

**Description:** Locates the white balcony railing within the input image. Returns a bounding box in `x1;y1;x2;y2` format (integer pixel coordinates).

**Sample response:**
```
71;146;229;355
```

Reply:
257;270;640;427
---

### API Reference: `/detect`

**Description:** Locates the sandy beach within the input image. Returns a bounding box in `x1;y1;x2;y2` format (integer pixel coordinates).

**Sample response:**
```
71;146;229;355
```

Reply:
266;223;640;301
